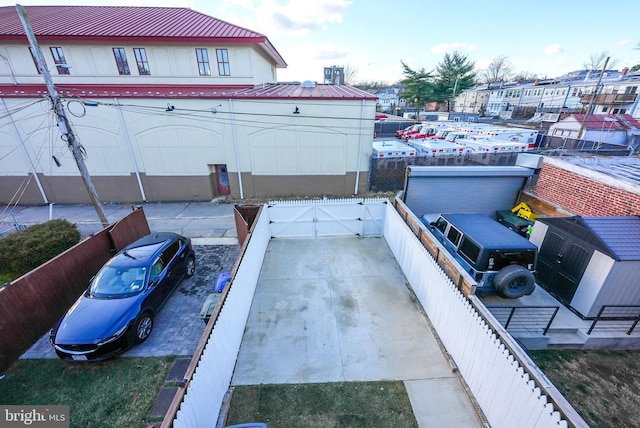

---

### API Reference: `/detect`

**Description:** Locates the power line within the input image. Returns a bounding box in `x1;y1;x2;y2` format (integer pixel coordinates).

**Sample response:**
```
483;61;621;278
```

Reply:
17;4;108;227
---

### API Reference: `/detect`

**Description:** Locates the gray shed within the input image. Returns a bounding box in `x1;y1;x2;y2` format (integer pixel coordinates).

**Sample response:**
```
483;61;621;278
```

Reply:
529;215;640;318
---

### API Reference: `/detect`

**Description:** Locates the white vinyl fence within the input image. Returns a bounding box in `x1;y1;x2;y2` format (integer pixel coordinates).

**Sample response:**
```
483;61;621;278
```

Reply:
267;197;387;237
383;201;586;428
173;206;271;428
170;197;585;428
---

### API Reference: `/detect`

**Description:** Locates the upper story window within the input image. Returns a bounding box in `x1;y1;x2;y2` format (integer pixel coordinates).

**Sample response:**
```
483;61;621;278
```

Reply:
216;48;230;76
196;48;211;76
50;47;70;74
28;47;41;74
133;48;150;75
112;48;130;75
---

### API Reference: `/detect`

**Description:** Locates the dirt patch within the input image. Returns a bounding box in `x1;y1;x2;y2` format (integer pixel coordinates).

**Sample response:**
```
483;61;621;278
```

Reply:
530;350;640;427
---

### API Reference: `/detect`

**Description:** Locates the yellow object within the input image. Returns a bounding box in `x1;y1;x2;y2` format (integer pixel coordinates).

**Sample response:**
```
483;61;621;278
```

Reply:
511;202;537;221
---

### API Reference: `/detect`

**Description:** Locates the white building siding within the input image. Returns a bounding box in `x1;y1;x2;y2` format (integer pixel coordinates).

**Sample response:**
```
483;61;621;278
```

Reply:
570;251;614;318
0;43;275;85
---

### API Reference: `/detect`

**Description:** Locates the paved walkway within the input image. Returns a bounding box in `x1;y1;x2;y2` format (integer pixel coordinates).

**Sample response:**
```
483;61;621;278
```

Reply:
3;200;239;240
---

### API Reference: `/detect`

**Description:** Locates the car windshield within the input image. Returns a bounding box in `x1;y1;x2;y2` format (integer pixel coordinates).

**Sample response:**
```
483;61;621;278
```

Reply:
90;266;147;298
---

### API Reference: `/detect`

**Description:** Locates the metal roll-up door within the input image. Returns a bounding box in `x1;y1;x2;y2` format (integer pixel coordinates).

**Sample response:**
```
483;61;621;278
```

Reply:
403;166;534;218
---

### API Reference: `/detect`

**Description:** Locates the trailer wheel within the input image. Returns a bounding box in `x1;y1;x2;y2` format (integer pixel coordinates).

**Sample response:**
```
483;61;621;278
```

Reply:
494;265;535;299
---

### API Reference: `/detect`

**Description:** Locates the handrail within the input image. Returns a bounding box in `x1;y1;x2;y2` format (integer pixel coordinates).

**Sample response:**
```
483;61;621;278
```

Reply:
485;305;560;335
587;305;640;335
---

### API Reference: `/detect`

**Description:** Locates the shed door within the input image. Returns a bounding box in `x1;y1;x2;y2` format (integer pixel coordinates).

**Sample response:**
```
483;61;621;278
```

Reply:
537;230;592;304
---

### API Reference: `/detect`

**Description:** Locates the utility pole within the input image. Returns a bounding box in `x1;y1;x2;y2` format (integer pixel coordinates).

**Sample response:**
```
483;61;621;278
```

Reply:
16;5;109;227
577;56;610;141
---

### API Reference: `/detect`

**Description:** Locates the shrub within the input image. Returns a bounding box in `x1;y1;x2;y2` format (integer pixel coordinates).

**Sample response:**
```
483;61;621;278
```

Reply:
0;219;81;280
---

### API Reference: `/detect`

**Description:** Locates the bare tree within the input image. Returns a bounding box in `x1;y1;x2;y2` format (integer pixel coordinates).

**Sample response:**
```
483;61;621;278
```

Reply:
343;64;358;85
513;71;538;82
481;55;514;84
583;51;619;70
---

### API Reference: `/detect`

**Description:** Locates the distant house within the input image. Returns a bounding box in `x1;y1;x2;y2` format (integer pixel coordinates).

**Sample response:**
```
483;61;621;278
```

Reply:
374;88;399;113
548;114;640;145
0;6;376;204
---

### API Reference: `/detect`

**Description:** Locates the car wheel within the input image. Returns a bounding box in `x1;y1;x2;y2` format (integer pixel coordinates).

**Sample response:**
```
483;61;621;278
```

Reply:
185;254;196;277
493;265;535;299
133;313;153;344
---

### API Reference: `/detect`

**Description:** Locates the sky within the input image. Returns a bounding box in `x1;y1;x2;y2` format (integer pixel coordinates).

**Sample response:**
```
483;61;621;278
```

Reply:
3;0;640;84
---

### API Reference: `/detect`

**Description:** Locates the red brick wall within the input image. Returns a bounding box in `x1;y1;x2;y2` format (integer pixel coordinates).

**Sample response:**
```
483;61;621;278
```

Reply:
533;162;640;216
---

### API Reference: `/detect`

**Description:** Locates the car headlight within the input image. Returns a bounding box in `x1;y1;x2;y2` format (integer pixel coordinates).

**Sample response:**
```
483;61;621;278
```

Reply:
97;324;129;346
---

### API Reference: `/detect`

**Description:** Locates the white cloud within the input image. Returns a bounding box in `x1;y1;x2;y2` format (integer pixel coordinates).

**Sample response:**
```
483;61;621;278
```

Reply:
615;39;631;46
226;0;353;36
474;59;492;71
431;42;476;53
543;44;563;55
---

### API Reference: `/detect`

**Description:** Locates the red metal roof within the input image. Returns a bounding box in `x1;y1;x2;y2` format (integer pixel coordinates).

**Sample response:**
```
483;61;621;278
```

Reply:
0;83;377;100
0;5;286;67
571;114;640;131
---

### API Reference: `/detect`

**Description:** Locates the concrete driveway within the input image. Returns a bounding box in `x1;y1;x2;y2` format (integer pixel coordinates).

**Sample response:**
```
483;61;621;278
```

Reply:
231;237;484;427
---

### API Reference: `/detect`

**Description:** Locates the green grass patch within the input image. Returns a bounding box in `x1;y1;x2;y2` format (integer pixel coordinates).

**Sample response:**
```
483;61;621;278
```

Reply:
0;357;175;428
530;350;640;428
226;381;418;428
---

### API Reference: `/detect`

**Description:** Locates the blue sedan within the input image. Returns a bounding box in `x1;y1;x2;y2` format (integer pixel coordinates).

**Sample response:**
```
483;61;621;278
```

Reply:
50;232;196;361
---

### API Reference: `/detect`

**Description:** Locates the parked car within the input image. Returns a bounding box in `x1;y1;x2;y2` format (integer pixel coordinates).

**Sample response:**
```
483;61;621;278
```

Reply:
422;213;537;299
395;124;419;139
50;232;196;361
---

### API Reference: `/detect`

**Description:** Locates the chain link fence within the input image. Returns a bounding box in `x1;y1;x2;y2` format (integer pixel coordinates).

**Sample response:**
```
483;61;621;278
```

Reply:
368;152;523;192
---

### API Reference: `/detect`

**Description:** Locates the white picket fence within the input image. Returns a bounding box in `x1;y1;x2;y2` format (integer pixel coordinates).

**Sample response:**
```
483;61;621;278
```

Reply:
170;198;585;428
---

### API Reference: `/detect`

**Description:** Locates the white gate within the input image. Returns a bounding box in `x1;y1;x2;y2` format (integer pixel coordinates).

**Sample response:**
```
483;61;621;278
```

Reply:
267;198;387;238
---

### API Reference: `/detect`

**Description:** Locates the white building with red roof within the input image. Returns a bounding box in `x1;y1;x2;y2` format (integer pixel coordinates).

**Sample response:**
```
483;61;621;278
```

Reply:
548;113;640;145
0;5;377;203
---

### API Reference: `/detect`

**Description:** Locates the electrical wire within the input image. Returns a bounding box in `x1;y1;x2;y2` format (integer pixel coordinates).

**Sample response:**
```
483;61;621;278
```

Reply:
96;102;367;137
1;93;379;208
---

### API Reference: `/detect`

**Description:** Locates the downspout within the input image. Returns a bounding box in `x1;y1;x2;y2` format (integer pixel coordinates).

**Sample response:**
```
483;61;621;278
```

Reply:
0;97;48;203
354;99;365;195
115;98;147;201
229;98;244;199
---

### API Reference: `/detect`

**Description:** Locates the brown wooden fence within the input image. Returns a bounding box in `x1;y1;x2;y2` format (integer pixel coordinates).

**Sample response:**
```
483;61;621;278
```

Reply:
0;207;150;373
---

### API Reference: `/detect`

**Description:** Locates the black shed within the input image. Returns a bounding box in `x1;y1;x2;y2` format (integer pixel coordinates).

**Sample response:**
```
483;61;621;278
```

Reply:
529;215;640;318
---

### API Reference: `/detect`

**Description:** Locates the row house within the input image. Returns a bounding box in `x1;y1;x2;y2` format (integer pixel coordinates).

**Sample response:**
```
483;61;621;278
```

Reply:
0;6;377;205
456;69;640;121
454;83;490;115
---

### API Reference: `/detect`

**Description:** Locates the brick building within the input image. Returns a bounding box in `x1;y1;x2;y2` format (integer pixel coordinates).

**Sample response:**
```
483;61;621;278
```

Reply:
532;156;640;216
